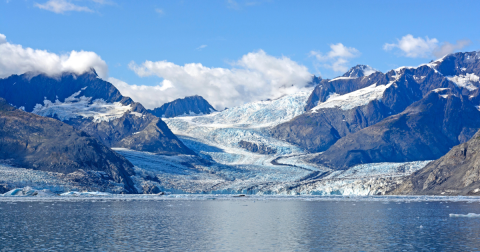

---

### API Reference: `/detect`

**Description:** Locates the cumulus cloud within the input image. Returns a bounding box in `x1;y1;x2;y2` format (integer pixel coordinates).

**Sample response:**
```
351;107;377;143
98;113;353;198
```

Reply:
310;43;360;72
35;0;93;14
383;35;438;58
433;39;471;58
0;33;108;78
120;50;312;110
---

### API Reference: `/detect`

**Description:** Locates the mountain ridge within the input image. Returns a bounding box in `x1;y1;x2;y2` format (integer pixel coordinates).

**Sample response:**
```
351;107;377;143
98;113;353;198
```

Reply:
0;71;194;155
148;95;216;118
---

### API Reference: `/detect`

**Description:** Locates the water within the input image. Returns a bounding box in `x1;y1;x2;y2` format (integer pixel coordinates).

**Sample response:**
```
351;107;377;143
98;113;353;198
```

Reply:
1;198;480;251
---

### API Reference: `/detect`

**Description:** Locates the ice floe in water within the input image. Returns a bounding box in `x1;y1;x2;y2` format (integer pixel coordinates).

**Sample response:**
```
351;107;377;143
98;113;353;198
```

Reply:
449;213;480;218
2;187;57;197
1;193;480;204
60;191;113;197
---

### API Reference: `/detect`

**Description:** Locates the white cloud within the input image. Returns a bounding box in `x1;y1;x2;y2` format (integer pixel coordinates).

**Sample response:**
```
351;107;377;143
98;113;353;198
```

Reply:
433;39;471;58
121;50;312;110
310;43;360;72
0;34;6;44
196;45;207;50
35;0;93;14
0;33;108;79
384;35;471;59
383;34;438;58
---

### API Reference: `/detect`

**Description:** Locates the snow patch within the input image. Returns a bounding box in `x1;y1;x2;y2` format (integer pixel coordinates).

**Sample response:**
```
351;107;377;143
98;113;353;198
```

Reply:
311;82;392;111
446;73;480;91
329;77;357;82
130;112;144;118
432;88;450;93
32;89;132;122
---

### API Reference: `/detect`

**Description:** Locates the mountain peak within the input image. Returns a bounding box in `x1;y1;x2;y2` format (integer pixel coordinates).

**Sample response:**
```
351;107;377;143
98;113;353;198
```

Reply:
148;95;216;118
342;65;379;78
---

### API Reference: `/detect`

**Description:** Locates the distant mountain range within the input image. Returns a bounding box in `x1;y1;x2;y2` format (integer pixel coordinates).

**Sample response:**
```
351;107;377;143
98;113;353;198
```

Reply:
273;52;480;166
0;69;193;156
1;51;480;195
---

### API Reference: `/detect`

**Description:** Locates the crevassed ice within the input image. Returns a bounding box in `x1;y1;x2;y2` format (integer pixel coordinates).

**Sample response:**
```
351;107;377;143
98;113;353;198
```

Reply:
182;89;312;128
32;89;132;123
311;82;392;111
446;73;480;91
163;91;312;167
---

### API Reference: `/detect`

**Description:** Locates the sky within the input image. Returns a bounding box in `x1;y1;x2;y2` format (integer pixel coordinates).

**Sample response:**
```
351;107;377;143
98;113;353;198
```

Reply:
1;0;479;109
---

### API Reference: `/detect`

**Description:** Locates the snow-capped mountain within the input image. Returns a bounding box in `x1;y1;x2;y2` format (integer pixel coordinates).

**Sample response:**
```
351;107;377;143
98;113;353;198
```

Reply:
0;70;193;155
273;52;478;154
3;51;480;196
311;88;480;169
148;95;216;118
341;64;379;78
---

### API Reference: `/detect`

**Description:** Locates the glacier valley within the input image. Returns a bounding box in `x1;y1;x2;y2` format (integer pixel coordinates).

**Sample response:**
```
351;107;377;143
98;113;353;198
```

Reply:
113;89;431;196
0;85;434;196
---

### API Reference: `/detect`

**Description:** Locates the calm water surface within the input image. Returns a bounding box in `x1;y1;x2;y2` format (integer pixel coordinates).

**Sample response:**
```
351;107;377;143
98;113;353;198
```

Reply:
1;198;480;251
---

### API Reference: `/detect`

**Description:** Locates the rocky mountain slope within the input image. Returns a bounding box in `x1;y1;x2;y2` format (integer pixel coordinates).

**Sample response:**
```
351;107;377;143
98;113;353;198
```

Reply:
272;64;458;152
0;98;137;193
0;70;193;155
148;95;216;118
273;52;480;157
311;89;480;169
390;130;480;196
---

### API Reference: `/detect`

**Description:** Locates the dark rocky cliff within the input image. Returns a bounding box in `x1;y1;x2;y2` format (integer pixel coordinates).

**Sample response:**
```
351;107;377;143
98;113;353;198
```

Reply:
0;98;138;193
272;65;461;153
310;89;480;169
390;130;480;196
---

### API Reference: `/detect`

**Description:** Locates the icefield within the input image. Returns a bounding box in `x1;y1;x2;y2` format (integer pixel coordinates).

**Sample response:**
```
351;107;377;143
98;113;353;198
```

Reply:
107;90;432;196
0;87;437;196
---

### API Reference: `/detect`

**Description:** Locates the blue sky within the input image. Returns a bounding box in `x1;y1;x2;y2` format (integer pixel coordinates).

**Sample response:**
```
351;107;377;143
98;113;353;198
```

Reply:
1;0;479;108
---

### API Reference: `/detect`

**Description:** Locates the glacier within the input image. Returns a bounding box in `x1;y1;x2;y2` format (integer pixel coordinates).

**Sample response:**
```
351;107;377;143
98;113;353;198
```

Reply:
1;86;434;196
108;89;431;196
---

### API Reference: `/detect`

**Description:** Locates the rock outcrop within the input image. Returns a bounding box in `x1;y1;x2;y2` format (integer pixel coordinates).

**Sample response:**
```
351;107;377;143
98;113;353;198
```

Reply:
390;130;480;196
148;95;216;118
238;140;277;155
0;98;138;193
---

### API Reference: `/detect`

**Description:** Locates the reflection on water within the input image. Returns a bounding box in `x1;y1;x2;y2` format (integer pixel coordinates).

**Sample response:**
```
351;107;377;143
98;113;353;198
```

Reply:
1;199;480;251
